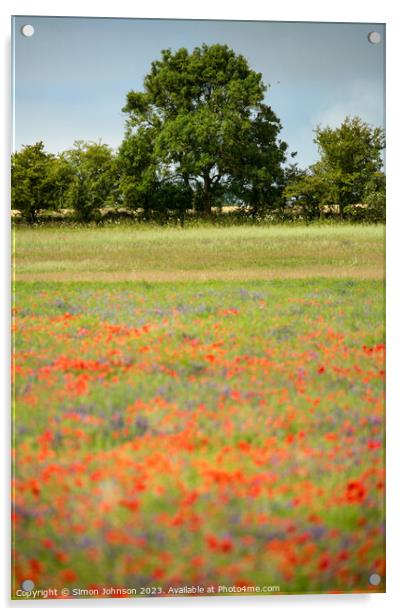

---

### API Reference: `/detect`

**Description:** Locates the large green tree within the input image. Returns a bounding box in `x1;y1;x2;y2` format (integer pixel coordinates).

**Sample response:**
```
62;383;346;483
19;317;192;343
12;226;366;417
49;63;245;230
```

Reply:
121;44;287;216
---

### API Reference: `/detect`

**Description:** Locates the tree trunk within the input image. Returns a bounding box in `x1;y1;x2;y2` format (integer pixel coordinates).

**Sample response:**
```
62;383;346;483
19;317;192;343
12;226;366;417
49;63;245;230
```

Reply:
180;173;191;226
28;203;37;225
202;172;212;216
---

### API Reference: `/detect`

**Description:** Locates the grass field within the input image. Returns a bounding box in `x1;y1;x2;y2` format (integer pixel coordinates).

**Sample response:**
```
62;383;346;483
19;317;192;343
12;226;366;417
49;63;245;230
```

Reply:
15;224;384;281
12;225;385;598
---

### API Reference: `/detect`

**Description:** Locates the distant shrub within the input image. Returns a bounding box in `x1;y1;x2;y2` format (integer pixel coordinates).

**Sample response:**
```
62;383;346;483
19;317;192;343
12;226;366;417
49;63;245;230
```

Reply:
365;190;386;223
344;194;385;224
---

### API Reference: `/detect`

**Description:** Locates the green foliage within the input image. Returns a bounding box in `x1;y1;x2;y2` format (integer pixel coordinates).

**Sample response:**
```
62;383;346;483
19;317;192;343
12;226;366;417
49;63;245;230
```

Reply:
11;84;385;226
284;164;328;221
63;141;117;222
121;44;287;216
285;117;385;221
117;128;158;214
11;142;72;223
117;128;192;224
363;172;386;222
313;116;385;215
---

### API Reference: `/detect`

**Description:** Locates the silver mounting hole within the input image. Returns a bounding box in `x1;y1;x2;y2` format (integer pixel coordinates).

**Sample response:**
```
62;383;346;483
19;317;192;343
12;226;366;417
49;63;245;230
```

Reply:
21;24;35;38
368;31;381;44
369;573;381;586
22;579;35;591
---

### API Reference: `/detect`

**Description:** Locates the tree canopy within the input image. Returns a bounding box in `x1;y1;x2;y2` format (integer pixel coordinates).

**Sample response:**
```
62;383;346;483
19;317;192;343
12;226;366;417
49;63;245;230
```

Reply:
62;141;117;221
11;142;72;223
11;50;385;225
285;116;385;220
120;43;288;216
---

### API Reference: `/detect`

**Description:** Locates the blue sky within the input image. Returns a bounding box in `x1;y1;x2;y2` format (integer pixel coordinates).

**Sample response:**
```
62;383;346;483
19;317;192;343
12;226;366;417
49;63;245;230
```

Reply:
12;16;385;168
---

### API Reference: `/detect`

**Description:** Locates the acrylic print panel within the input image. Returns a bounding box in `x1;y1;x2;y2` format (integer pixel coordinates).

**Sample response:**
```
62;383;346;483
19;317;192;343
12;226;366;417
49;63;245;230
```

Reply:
11;16;385;600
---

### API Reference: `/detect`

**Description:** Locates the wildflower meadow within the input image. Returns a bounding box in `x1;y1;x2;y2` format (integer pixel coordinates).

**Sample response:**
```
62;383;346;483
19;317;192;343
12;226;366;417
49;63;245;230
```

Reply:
12;225;385;598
